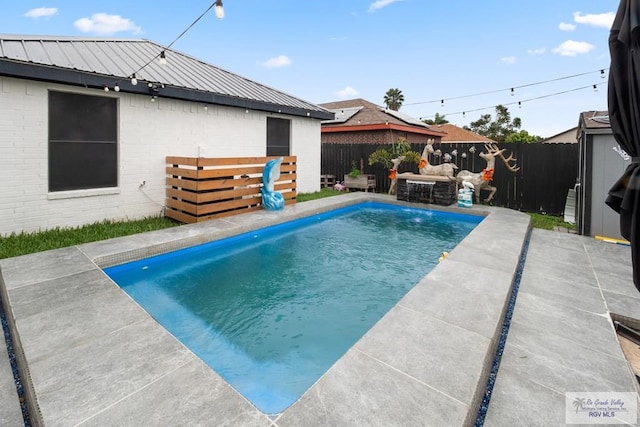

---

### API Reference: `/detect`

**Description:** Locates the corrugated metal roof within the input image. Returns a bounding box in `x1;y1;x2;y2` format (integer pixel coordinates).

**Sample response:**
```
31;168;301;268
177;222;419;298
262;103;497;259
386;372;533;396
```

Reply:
0;35;333;119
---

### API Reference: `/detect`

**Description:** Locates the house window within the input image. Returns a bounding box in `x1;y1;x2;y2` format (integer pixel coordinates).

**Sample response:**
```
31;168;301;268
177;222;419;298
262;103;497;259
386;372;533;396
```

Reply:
266;117;290;156
48;91;118;192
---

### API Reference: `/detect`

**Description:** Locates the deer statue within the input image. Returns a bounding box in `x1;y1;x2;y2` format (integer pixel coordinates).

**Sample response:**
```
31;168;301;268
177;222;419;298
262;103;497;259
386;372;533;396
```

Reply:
388;156;405;195
456;143;520;203
419;141;458;177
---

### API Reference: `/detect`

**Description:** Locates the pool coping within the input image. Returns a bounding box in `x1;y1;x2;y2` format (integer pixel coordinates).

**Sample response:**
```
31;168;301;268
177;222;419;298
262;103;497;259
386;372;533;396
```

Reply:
0;193;531;426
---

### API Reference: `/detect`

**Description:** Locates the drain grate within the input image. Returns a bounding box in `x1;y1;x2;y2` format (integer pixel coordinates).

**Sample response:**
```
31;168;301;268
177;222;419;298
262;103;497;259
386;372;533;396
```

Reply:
1;294;31;427
474;228;532;426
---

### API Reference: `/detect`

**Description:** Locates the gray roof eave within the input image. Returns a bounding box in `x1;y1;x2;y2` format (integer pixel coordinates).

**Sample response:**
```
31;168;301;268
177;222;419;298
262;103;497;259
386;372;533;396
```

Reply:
0;59;334;120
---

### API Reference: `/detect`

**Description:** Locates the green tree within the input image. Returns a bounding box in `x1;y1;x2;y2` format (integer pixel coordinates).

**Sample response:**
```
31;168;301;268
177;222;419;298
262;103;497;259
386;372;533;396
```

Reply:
368;137;420;169
422;112;449;125
465;105;522;142
505;130;543;143
383;88;404;111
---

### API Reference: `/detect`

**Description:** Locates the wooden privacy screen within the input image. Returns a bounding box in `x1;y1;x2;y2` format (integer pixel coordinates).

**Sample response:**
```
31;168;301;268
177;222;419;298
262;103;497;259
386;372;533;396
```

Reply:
165;156;297;223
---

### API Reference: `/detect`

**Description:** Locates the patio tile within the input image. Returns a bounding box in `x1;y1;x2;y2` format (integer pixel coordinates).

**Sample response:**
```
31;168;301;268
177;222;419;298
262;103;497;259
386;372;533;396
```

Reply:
9;269;146;362
277;348;468;427
0;246;96;290
27;318;194;427
402;260;514;340
354;304;491;405
79;359;272;427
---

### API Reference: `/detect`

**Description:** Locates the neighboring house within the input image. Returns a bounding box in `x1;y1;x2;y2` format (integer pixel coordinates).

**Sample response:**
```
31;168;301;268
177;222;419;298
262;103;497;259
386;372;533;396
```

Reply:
319;98;445;145
541;127;578;144
433;123;496;144
0;35;333;235
575;110;630;240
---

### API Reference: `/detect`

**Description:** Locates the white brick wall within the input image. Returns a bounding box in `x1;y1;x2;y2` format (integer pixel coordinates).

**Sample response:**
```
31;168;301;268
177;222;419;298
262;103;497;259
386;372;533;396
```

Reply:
0;77;322;235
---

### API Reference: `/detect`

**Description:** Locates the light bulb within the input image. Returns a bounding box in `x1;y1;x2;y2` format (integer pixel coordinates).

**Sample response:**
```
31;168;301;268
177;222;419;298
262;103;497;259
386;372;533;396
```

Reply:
104;86;109;92
131;75;138;85
159;51;167;65
114;84;120;92
215;0;224;19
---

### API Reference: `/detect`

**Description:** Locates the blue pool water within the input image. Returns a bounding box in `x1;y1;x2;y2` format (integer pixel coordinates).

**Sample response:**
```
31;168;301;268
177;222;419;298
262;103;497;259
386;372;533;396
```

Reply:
104;202;482;414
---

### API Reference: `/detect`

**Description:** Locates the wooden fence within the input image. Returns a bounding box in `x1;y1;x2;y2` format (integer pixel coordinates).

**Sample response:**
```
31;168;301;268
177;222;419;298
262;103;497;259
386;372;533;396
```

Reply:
165;156;297;223
322;142;578;216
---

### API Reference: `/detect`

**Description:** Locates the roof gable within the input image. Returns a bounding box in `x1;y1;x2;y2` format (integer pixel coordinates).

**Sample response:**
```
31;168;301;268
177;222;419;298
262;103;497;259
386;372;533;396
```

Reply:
0;35;333;119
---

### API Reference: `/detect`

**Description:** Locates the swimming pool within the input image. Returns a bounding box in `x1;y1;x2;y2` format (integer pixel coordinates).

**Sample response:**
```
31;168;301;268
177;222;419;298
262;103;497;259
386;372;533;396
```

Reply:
105;202;482;414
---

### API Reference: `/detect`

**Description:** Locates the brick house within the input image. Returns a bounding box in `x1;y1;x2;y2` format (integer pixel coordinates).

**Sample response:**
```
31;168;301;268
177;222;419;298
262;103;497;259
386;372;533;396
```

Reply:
0;35;333;235
318;98;445;145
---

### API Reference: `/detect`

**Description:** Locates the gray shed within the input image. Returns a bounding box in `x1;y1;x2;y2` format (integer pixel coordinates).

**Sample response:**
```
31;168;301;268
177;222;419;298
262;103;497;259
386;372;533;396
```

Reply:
575;110;632;241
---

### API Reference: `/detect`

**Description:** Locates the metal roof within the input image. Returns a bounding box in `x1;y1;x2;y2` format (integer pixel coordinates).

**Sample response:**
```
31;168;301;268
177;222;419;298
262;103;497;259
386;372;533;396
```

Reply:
0;35;333;119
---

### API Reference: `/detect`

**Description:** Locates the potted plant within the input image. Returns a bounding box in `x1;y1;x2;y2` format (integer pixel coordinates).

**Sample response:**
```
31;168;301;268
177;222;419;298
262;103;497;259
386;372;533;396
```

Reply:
344;160;375;191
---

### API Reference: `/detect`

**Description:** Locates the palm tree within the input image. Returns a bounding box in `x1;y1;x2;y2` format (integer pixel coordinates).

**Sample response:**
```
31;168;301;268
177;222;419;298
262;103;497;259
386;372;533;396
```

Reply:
422;112;449;125
383;88;404;111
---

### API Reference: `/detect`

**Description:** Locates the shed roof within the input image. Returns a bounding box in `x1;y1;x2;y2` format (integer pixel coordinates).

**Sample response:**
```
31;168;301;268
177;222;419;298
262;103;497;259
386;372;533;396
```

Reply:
0;34;333;119
580;110;611;129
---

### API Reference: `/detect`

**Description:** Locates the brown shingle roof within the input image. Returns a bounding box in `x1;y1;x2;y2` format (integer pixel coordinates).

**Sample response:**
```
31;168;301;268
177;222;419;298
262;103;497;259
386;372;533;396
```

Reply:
579;110;610;129
434;123;497;143
318;98;446;137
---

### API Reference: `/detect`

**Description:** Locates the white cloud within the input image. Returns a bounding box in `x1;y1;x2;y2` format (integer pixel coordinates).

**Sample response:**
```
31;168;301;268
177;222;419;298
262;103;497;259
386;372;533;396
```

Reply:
559;22;576;32
337;86;359;99
573;11;615;29
368;0;402;13
501;56;516;64
24;7;58;18
74;13;142;35
527;48;546;55
259;55;292;69
552;40;595;57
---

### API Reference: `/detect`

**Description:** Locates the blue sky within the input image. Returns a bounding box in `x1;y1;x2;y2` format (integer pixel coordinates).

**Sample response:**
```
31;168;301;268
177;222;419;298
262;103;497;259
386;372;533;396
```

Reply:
2;0;618;137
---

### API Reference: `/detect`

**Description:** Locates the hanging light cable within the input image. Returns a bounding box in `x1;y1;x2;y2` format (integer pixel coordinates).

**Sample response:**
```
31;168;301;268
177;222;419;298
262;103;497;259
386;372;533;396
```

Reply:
405;68;609;107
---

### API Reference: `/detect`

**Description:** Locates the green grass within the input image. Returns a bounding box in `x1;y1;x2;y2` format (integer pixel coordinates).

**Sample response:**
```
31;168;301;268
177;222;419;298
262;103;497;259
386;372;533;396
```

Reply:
0;189;574;259
295;188;345;202
0;216;179;259
527;213;576;231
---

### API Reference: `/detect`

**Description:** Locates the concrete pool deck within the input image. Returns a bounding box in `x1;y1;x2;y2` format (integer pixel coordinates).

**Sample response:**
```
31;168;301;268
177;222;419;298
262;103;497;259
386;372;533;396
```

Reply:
0;192;638;426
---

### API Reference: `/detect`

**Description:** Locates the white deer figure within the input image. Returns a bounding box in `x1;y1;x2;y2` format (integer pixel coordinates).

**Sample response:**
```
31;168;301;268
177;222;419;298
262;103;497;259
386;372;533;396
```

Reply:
419;142;458;177
388;156;405;195
456;143;520;203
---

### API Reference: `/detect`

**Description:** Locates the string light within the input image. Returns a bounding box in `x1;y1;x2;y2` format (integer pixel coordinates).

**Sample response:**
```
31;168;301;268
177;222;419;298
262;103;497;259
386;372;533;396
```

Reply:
420;82;605;121
158;51;167;65
510;88;514;96
103;1;225;93
405;68;609;107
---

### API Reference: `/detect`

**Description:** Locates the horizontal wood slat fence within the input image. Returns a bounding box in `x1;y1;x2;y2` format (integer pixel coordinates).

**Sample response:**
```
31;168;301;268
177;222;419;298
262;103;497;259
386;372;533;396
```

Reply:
322;142;578;216
165;156;297;223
